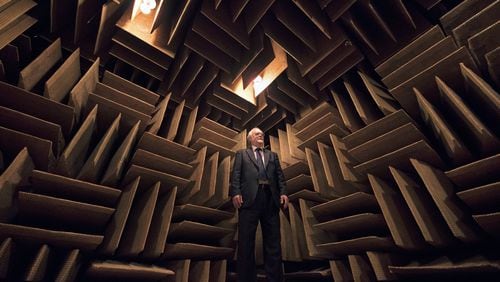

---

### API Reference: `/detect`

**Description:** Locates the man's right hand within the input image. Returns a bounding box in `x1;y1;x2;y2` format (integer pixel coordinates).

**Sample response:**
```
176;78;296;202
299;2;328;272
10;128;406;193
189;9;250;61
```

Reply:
232;195;243;209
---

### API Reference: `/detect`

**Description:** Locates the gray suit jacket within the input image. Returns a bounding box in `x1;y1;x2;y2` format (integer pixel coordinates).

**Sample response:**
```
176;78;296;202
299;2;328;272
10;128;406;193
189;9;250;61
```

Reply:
230;148;287;208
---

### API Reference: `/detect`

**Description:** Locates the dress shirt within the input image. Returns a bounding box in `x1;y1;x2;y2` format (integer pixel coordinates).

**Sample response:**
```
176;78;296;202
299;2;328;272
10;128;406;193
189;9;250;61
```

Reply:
252;145;265;165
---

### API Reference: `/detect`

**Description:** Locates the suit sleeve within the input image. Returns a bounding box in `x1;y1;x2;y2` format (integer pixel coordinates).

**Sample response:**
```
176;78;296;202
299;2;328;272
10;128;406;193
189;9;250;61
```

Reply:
274;152;287;196
230;150;243;197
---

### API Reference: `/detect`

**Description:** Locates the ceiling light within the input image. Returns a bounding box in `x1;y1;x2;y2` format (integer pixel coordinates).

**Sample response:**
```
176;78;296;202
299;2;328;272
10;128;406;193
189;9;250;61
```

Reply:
138;0;156;15
253;75;266;96
220;39;287;104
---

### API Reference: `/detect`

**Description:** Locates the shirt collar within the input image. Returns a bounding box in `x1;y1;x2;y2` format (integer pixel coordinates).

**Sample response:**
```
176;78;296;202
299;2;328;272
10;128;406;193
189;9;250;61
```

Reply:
252;145;263;152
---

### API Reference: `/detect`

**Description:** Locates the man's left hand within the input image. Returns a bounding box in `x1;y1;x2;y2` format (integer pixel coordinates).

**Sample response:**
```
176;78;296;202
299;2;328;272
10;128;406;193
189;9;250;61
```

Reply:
280;195;289;209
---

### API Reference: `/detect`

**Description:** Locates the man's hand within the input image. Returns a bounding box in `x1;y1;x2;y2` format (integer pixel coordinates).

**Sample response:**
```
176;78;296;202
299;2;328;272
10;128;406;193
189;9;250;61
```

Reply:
232;195;243;209
280;195;289;209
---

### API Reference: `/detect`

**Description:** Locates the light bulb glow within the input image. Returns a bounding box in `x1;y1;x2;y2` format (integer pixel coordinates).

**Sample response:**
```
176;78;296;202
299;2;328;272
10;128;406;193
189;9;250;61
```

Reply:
139;0;156;14
144;0;156;9
253;75;266;96
140;2;151;14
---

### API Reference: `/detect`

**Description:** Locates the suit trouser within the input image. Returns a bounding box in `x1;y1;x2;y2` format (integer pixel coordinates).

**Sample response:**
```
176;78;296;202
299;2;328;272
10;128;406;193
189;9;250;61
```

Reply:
237;186;282;282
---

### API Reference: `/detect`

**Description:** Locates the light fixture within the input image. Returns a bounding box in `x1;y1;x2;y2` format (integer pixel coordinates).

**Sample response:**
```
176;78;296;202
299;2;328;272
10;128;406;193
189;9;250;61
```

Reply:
253;75;266;96
220;39;287;104
139;0;157;14
251;40;287;97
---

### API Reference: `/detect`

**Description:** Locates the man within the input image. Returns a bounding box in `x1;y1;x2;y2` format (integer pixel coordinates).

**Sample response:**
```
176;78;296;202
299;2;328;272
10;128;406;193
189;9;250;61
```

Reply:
230;127;289;282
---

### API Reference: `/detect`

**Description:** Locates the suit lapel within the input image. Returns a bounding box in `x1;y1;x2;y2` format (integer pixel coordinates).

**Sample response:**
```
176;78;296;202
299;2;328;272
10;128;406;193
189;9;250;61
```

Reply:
264;149;271;168
246;148;259;169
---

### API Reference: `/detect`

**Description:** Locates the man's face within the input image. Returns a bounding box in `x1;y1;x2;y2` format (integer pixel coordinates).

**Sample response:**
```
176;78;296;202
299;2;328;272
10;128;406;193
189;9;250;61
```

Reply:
250;130;264;147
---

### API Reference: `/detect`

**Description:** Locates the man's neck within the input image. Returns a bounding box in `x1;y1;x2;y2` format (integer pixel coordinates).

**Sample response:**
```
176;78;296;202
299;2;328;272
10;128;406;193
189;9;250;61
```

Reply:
252;145;264;151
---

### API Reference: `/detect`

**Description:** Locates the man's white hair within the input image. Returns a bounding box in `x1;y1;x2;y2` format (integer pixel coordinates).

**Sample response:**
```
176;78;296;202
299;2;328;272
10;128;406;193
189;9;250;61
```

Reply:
247;127;263;142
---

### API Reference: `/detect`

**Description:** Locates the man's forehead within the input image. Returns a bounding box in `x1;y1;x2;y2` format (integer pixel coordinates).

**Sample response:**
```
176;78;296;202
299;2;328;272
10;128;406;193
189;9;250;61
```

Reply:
253;130;263;135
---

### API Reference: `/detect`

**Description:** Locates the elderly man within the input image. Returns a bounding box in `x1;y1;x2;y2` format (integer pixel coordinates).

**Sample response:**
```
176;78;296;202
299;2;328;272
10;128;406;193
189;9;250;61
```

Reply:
230;127;288;282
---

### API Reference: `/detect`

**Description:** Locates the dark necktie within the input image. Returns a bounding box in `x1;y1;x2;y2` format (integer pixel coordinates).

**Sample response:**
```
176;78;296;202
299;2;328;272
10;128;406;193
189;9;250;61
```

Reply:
255;148;267;180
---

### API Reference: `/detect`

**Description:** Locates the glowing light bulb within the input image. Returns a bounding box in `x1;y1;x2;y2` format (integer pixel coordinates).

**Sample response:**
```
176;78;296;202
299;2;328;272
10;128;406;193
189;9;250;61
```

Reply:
144;0;156;9
139;0;156;14
140;2;151;14
253;75;265;96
